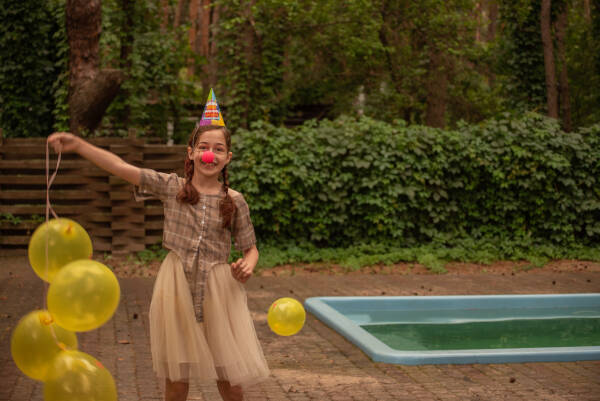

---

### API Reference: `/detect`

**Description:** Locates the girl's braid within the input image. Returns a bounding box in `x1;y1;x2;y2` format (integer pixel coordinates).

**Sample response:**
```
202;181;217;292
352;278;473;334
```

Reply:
176;132;200;204
220;165;235;229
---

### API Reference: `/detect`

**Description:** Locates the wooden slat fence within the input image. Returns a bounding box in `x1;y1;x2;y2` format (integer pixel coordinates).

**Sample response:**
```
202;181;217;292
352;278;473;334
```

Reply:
0;134;186;256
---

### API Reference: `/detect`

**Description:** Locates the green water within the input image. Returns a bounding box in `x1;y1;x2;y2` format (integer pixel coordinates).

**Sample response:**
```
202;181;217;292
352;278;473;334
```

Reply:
361;318;600;351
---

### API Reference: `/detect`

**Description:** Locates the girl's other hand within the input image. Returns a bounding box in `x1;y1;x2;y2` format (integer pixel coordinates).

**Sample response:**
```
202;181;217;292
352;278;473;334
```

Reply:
231;258;252;283
47;132;80;154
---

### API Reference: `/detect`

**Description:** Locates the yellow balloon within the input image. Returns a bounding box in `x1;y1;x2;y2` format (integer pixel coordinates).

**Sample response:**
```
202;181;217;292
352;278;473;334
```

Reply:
44;350;117;401
10;310;78;382
267;297;306;336
47;260;120;332
28;218;93;282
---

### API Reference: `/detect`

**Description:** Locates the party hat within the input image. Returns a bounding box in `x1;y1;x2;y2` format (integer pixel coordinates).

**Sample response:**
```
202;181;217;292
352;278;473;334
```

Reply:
198;88;225;127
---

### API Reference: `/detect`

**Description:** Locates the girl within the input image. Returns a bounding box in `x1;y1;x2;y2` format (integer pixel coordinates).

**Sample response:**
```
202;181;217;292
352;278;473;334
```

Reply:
47;122;270;401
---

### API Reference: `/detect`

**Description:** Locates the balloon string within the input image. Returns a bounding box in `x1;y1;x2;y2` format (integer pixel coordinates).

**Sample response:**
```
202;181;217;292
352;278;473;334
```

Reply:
45;139;62;344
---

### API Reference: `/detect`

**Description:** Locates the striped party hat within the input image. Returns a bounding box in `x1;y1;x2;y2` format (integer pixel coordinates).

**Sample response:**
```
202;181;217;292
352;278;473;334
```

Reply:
198;88;225;127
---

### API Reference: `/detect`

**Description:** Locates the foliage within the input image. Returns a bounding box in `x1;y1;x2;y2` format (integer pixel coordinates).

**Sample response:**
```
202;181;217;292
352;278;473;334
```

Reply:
0;213;46;225
0;0;66;137
2;0;600;137
230;113;600;248
216;0;385;128
134;243;168;265
253;239;600;273
0;212;22;225
98;0;199;142
495;0;546;113
566;0;600;127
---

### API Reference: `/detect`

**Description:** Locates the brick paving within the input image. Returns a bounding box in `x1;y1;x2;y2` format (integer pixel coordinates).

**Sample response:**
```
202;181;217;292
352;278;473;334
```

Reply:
1;255;599;401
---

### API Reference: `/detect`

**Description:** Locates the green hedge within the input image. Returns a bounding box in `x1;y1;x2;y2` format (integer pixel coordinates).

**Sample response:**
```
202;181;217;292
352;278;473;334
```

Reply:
229;113;600;247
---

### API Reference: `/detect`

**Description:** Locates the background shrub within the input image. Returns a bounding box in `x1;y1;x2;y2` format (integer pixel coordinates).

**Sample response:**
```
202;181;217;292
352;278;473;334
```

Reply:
229;113;600;247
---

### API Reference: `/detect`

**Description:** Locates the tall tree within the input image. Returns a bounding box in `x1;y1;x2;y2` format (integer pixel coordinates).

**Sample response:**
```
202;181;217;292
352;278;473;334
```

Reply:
66;0;123;134
541;0;559;118
554;4;571;130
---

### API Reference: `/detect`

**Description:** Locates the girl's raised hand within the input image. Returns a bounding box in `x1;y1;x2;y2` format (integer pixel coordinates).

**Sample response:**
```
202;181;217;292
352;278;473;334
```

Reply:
47;132;81;154
231;258;252;283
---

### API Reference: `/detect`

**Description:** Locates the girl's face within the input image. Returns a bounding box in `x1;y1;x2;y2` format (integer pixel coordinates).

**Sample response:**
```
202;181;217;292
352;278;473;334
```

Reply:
187;129;232;180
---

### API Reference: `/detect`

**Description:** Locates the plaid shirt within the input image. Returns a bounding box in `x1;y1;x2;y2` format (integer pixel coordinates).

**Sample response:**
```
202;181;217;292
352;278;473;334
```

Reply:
134;168;256;321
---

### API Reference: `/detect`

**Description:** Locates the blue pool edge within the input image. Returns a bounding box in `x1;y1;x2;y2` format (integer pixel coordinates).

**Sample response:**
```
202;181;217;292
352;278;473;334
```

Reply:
304;294;600;365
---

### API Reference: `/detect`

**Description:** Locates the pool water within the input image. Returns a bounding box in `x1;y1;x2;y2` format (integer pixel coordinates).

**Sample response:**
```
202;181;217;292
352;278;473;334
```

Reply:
304;294;600;364
362;318;600;351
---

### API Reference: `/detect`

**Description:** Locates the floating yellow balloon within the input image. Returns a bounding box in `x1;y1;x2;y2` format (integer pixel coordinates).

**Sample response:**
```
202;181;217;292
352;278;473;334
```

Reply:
28;218;93;282
47;259;120;332
44;350;117;401
10;310;78;382
267;297;306;336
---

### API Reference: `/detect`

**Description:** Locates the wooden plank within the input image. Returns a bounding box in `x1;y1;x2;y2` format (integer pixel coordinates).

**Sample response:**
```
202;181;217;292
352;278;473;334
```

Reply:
0;144;52;155
85;213;112;222
143;206;164;216
145;220;164;229
0;205;108;215
111;222;144;230
0;190;108;200
1;234;111;246
109;191;135;201
111;206;146;215
87;227;113;236
111;235;145;245
0;249;27;256
0;221;41;230
0;236;29;245
90;137;144;147
142;145;186;154
141;161;186;170
0;175;109;186
144;235;162;244
111;228;145;237
108;176;131;185
0;160;100;169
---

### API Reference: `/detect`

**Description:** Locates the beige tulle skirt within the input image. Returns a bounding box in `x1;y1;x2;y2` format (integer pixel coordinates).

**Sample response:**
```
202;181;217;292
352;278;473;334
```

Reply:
149;252;270;388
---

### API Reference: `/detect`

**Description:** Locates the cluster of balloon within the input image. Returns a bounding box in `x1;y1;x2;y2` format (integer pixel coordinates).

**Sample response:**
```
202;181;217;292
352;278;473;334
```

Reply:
10;218;119;401
267;297;306;336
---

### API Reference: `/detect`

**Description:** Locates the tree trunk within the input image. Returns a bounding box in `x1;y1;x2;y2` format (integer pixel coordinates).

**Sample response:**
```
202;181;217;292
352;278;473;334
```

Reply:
188;0;200;76
554;6;571;131
540;0;558;118
66;0;123;134
425;50;448;128
198;0;218;90
174;0;189;27
160;0;170;32
207;2;219;86
487;0;498;42
584;0;591;23
475;1;482;42
119;0;134;126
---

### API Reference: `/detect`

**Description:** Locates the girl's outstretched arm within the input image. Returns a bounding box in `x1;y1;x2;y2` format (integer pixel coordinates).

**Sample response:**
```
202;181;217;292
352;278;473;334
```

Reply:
48;132;141;186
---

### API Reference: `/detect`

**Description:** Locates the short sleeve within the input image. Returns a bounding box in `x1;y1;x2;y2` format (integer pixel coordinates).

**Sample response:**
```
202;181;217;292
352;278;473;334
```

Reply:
232;194;257;251
133;168;181;202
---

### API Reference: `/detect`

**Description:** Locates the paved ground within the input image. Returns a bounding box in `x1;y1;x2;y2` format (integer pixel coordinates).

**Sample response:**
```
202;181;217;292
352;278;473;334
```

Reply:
1;255;599;401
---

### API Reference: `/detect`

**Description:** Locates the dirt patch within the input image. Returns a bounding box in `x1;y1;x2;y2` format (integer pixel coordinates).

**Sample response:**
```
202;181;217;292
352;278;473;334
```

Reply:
101;255;600;279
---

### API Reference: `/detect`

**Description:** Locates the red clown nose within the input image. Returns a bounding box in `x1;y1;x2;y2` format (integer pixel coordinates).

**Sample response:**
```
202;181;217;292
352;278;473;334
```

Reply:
202;151;215;164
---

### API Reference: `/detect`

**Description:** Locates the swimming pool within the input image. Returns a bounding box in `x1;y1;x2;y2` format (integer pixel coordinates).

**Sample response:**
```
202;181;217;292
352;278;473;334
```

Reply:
304;294;600;365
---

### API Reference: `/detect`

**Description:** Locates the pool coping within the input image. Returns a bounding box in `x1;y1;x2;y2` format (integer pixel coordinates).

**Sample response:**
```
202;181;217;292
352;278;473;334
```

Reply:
304;294;600;365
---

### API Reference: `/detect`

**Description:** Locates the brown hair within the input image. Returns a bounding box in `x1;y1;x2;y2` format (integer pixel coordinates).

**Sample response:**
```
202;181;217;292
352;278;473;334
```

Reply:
176;124;237;229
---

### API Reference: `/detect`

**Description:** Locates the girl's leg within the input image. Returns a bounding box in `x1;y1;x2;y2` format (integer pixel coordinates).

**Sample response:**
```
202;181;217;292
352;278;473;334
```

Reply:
165;378;189;401
217;380;243;401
